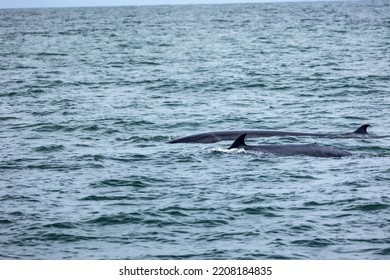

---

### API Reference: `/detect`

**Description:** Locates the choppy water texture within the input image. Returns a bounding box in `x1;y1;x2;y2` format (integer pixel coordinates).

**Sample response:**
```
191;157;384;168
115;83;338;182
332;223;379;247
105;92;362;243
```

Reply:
1;1;390;259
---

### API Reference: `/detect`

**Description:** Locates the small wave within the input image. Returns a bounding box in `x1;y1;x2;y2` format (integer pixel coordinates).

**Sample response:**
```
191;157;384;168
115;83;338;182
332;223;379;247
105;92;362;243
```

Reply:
116;135;168;142
90;178;153;188
290;225;315;233
43;222;78;229
344;203;388;212
28;88;45;93
239;206;282;217
0;158;41;170
33;124;77;133
90;175;169;189
160;206;189;217
0;219;12;224
210;19;234;23
36;52;68;56
243;83;266;88
108;154;149;162
87;213;142;226
291;238;335;247
150;253;200;260
303;201;329;207
34;145;65;153
31;111;56;116
39;233;97;242
0;91;20;97
80;195;132;201
78;154;106;161
25;163;82;171
191;219;229;227
136;61;161;66
0;116;19;121
0;194;40;203
376;248;390;256
82;124;100;131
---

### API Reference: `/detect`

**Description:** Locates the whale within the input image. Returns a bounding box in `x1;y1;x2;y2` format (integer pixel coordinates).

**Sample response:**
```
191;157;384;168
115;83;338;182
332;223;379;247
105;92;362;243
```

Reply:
228;133;352;157
168;124;371;144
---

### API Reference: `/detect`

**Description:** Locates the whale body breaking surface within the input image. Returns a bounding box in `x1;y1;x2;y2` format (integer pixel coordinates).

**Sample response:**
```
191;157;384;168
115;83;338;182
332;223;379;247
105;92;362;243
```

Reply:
227;133;352;158
168;124;371;144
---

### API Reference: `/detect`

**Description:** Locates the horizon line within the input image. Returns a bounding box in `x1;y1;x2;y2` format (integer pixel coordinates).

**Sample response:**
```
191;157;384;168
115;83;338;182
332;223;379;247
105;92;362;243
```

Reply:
0;0;349;10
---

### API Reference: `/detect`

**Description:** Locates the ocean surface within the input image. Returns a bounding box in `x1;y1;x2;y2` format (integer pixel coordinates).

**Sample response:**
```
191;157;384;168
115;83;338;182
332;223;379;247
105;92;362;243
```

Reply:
1;0;389;260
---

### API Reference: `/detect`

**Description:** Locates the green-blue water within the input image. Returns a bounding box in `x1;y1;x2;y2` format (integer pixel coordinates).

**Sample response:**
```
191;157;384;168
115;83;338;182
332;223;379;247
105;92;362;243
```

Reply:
1;1;389;259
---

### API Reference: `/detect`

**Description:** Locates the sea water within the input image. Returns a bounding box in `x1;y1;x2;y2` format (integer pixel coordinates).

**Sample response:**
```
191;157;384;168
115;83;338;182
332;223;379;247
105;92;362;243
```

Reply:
0;1;389;259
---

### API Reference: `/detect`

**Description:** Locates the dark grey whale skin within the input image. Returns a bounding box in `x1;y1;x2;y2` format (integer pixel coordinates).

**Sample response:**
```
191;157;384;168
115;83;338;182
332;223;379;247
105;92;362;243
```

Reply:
228;133;352;158
168;124;371;144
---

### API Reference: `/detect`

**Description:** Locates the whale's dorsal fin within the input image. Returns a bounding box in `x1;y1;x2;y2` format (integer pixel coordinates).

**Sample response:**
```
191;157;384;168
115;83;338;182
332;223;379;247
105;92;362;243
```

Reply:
353;124;370;134
228;133;247;149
